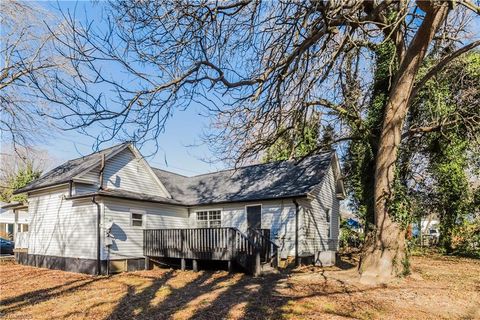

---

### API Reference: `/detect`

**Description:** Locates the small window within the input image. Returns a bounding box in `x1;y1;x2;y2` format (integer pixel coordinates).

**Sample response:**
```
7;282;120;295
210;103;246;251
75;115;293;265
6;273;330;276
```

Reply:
17;224;28;232
131;212;144;227
196;210;221;228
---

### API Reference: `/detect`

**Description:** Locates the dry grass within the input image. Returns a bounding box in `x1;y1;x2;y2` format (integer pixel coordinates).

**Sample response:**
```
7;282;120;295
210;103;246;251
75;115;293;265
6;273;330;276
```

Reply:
0;254;479;319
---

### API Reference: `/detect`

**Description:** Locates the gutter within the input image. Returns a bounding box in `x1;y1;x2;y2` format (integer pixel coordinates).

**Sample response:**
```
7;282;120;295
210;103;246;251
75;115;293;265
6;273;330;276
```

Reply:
91;196;102;275
66;190;309;208
13;182;70;195
293;198;300;266
66;192;182;206
1;202;28;210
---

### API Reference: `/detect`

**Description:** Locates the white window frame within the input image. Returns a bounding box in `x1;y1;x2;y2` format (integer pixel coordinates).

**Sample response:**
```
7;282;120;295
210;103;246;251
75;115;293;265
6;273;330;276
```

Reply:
245;204;263;229
17;223;28;233
130;210;146;228
195;209;222;228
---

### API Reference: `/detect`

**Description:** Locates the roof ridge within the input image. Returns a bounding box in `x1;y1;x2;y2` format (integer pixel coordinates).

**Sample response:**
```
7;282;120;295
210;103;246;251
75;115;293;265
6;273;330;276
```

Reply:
69;141;130;162
151;167;189;178
188;151;333;178
58;141;130;165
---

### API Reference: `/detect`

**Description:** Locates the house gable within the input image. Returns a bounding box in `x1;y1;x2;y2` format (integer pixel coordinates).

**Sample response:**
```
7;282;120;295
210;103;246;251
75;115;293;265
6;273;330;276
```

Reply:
75;145;171;198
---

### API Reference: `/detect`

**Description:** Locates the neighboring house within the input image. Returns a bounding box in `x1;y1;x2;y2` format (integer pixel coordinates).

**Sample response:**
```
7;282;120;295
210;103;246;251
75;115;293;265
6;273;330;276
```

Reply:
13;142;345;275
413;215;441;246
0;201;29;246
0;202;15;239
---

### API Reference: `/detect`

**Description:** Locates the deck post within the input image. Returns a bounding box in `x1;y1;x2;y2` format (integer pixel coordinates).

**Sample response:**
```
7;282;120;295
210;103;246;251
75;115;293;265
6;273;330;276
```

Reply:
192;259;198;272
181;258;186;271
227;260;232;273
254;250;261;277
229;229;236;260
145;256;150;270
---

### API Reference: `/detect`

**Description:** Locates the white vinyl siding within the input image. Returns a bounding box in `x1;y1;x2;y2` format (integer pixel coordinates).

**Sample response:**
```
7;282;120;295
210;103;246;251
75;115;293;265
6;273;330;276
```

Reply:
16;208;29;225
103;148;168;197
190;200;297;257
102;198;189;260
298;164;340;255
73;167;101;195
0;209;15;224
73;182;98;195
27;186;97;259
78;166;100;184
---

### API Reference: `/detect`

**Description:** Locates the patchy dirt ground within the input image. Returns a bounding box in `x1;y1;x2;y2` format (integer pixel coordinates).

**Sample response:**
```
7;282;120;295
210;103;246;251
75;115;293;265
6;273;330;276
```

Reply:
0;254;479;320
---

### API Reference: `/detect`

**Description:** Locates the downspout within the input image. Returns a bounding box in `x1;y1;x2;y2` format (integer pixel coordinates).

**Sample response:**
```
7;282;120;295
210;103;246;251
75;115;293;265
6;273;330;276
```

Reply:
68;181;73;197
95;154;106;275
99;154;105;190
92;196;101;275
293;198;299;267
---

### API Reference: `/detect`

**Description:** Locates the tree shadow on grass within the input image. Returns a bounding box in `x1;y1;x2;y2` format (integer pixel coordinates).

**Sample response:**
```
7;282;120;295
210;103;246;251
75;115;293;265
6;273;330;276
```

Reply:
107;271;290;319
200;273;288;320
107;270;175;320
0;278;99;315
107;270;233;320
105;268;408;320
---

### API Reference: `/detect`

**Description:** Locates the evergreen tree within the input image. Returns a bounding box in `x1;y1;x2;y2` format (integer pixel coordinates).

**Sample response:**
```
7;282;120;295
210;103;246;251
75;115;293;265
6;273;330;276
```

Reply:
0;162;41;203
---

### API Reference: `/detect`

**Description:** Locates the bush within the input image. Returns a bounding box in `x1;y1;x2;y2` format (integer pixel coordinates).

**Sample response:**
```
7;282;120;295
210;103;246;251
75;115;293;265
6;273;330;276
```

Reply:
339;219;363;250
451;218;480;258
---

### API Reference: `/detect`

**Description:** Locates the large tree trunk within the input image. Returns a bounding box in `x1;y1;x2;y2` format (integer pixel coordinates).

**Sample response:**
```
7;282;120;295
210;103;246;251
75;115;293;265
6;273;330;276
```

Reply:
359;2;449;284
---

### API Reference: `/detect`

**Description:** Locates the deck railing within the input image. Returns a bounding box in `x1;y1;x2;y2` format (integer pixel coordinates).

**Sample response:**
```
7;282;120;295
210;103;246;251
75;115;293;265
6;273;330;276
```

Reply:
247;228;279;267
144;227;264;275
144;228;257;259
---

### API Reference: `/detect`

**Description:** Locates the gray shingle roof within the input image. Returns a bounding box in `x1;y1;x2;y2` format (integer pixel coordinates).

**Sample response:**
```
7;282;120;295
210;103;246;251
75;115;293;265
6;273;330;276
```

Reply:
153;152;333;205
14;143;130;194
15;141;333;206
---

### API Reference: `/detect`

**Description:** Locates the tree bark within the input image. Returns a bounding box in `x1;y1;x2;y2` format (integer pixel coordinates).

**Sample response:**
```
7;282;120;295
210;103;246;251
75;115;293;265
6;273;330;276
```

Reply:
359;2;450;284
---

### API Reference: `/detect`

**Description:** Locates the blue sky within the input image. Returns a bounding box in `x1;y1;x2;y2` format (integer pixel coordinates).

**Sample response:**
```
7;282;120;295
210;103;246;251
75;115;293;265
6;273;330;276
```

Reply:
33;1;224;176
12;1;480;177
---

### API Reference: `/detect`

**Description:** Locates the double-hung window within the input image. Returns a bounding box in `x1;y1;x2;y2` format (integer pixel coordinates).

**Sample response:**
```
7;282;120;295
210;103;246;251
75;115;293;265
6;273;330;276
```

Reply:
196;210;221;228
131;211;145;228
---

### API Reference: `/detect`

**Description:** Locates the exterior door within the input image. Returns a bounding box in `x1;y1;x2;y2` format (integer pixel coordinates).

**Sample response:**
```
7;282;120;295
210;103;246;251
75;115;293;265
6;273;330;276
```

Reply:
246;205;261;229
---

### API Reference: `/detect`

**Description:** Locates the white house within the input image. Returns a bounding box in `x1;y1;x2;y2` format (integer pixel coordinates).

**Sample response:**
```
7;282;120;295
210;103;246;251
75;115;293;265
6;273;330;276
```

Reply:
13;142;345;275
0;201;29;246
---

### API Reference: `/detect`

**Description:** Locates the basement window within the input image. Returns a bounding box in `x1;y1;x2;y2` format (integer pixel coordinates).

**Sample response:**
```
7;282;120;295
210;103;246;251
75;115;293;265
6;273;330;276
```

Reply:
131;211;145;228
196;210;222;228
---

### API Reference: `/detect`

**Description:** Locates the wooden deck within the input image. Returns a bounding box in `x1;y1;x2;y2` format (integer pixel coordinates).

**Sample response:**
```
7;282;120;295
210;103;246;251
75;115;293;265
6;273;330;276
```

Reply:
144;227;278;275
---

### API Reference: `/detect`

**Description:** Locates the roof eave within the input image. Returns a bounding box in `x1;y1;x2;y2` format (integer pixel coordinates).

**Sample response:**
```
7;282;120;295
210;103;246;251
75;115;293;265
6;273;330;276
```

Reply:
1;202;28;209
13;181;71;195
65;191;182;206
186;194;309;207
